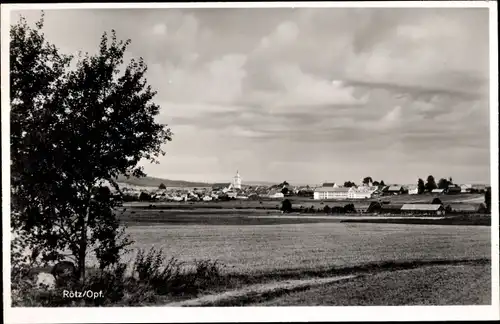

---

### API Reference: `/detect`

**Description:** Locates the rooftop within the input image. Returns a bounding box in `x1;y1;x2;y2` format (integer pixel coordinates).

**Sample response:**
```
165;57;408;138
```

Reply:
315;187;351;193
401;204;443;211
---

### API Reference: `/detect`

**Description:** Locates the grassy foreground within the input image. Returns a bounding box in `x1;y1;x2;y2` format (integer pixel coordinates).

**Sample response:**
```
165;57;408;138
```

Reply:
13;256;490;307
254;263;491;306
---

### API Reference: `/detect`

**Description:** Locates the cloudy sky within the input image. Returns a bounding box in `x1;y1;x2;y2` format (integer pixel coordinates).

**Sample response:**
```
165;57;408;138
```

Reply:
13;6;491;185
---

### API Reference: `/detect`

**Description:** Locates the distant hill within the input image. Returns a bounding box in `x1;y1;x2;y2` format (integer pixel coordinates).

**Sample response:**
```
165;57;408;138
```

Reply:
115;175;212;188
243;181;277;186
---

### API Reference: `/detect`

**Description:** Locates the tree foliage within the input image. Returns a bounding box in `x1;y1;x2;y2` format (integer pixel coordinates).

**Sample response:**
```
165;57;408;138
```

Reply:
425;175;437;192
362;177;373;185
417;178;425;194
281;199;292;213
437;178;451;190
343;181;356;188
158;183;166;190
344;204;356;213
431;198;442;205
10;14;172;281
485;187;491;213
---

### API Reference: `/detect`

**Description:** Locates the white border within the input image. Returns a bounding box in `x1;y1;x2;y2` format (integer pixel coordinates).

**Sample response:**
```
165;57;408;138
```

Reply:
2;2;499;323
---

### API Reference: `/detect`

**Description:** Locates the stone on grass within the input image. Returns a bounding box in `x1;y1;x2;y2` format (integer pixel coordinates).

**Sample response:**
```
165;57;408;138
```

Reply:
35;272;56;290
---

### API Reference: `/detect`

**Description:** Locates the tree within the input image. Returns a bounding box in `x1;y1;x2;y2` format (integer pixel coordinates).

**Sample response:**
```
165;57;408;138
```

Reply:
362;177;373;185
380;180;385;186
158;183;166;190
344;181;356;188
425;175;437;192
431;198;442;205
437;178;451;190
485;187;491;213
344;204;356;213
281;187;289;196
417;178;425;194
372;181;380;186
139;192;152;201
10;15;172;282
281;199;292;213
323;205;331;214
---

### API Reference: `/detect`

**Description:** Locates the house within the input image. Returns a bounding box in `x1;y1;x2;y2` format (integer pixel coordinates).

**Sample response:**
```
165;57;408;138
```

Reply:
226;191;238;198
268;190;284;199
401;204;445;215
445;186;461;195
212;183;232;193
432;189;445;194
313;187;352;200
348;186;378;199
380;203;404;214
406;184;419;195
446;203;487;214
460;184;472;193
352;202;372;213
385;185;406;195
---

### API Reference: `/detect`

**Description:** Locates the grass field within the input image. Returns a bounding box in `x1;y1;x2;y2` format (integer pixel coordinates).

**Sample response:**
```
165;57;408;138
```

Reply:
121;222;490;274
253;263;491;306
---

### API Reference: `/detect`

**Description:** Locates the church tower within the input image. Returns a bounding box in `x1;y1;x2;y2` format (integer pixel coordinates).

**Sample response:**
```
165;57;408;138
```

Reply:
233;170;242;190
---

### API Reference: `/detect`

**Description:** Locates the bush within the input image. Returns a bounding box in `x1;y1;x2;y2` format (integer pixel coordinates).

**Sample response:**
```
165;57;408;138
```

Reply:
431;198;442;205
281;199;292;213
344;204;356;213
131;248;225;296
139;192;152;201
12;248;226;306
323;205;331;214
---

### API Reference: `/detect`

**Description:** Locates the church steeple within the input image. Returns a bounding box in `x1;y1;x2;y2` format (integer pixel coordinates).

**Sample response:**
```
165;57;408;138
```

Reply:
233;170;242;189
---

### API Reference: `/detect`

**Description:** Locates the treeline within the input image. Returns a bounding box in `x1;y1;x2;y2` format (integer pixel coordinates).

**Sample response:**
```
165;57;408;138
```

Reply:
343;177;385;187
280;199;357;214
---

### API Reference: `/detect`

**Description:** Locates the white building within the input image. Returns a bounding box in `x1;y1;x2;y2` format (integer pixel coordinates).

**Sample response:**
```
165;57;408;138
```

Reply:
348;186;378;199
227;191;238;198
268;190;285;199
406;184;419;195
460;184;472;193
314;187;352;200
233;170;242;190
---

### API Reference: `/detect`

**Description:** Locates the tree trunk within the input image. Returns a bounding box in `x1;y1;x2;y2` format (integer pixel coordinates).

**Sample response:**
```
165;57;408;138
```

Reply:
77;186;92;283
78;225;87;283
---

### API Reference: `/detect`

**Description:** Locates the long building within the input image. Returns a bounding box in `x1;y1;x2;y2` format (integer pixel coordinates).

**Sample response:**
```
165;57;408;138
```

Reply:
313;186;351;200
401;204;445;215
348;186;378;199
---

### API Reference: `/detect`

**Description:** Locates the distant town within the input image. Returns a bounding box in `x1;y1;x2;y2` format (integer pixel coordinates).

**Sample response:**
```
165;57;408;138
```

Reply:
113;170;490;203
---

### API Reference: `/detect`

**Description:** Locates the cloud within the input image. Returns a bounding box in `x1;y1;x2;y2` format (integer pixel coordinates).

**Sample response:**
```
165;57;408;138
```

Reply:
148;53;247;104
15;8;491;184
152;23;167;36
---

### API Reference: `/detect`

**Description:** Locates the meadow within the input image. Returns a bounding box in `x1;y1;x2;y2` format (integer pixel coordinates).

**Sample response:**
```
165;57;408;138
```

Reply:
123;222;490;274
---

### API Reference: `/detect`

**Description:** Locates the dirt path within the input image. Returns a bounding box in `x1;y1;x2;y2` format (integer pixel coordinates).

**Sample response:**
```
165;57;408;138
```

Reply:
165;275;357;307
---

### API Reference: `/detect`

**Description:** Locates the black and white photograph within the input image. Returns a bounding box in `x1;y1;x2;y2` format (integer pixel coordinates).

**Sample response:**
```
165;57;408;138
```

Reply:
2;1;499;323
